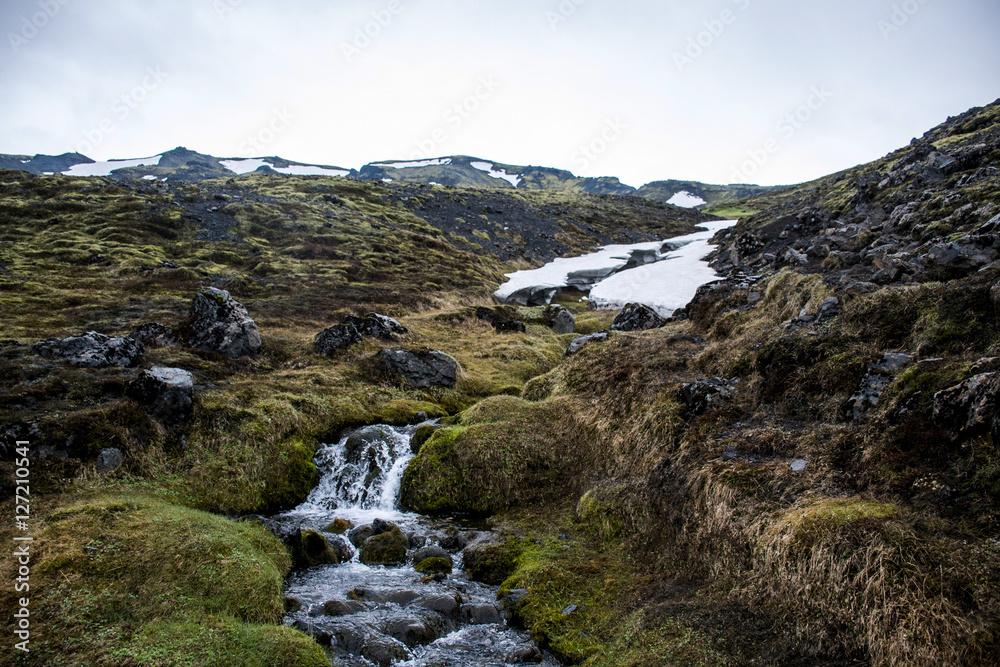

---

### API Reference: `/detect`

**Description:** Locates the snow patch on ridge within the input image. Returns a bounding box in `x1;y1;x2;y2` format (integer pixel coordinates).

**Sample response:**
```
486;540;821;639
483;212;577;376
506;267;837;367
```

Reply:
371;158;452;169
666;191;707;208
62;155;163;177
471;161;522;187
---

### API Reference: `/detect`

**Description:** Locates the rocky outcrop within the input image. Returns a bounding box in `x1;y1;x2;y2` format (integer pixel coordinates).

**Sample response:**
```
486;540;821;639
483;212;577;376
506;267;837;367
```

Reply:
933;371;1000;439
676;377;738;420
185;288;261;358
543;304;575;334
610;303;666;332
126;367;194;423
33;331;145;368
315;313;407;355
376;350;457;388
844;353;914;421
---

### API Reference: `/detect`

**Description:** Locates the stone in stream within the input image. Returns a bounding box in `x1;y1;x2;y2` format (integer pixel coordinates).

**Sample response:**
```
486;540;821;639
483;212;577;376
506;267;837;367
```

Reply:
414;593;462;619
382;613;449;647
461;603;502;625
289;529;343;569
359;527;409;566
414;557;453;575
463;538;520;585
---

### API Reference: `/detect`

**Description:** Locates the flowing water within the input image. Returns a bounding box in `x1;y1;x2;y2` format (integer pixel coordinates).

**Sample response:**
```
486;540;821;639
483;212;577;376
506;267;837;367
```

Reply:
273;423;557;667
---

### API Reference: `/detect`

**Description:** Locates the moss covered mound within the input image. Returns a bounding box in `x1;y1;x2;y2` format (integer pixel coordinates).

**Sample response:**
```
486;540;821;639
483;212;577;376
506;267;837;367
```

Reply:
0;494;326;666
414;556;453;575
399;395;595;515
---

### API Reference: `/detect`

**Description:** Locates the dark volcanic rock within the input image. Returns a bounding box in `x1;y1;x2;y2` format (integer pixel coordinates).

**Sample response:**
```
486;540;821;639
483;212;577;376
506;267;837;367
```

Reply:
676;377;737;420
186;288;262;358
933;372;1000;439
96;448;124;473
33;331;145;368
376;350;458;388
610;303;667;332
845;353;914;421
495;320;527;334
315;323;363;354
126;367;194;423
343;314;408;339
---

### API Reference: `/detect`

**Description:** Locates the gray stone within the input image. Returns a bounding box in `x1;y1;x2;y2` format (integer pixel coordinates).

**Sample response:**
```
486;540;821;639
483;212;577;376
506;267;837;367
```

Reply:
566;331;608;356
315;324;362;354
129;322;178;348
186;288;261;358
611;303;667;332
543;304;576;334
415;593;461;618
676;377;737;420
97;448;124;473
790;459;808;472
343;313;408;339
383;615;442;647
845;353;913;421
34;331;145;368
461;603;502;625
933;372;1000;438
377;349;458;389
411;545;452;564
126;367;194;423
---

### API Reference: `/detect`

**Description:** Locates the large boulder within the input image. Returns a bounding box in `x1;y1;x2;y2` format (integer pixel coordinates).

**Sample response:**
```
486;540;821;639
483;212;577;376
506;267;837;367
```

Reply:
610;303;667;332
376;350;457;389
933;372;1000;439
289;528;345;569
462;538;521;585
186;288;262;358
33;331;145;368
360;527;409;566
315;323;362;355
543;305;576;334
126;367;194;423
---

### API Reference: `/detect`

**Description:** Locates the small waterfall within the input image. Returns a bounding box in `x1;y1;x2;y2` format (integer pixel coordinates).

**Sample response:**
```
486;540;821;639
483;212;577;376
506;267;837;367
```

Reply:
299;423;420;514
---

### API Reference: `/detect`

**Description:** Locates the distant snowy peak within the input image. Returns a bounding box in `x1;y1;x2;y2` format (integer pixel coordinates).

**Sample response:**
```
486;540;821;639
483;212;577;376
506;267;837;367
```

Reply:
666;190;707;208
470;161;522;187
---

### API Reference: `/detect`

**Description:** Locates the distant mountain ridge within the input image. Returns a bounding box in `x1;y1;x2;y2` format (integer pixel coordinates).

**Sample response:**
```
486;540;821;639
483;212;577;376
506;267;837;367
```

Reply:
0;146;776;208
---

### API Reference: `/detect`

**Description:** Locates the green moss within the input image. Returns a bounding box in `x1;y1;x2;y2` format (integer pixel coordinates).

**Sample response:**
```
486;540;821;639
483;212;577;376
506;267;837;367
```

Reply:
359;527;408;565
769;498;902;551
463;539;525;584
410;423;439;454
414;556;453;575
290;529;342;569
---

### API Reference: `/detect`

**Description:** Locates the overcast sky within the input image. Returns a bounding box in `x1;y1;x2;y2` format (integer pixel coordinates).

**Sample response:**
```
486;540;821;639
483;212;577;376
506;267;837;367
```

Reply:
2;0;998;187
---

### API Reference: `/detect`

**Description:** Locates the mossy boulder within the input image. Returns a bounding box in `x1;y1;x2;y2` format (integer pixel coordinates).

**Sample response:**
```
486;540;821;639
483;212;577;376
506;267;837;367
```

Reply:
410;424;440;454
415;557;453;575
463;539;524;585
360;527;409;566
324;518;354;534
290;529;343;569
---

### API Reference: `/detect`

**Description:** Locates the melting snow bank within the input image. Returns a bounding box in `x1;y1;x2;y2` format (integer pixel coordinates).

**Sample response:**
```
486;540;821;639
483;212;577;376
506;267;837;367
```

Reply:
495;219;737;313
666;190;708;208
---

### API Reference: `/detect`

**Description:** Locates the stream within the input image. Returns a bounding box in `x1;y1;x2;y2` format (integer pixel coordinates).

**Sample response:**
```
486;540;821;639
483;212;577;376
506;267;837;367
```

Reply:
272;423;557;667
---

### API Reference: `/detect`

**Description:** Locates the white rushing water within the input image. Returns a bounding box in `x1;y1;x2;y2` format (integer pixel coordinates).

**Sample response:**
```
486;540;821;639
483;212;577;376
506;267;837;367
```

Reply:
275;424;558;666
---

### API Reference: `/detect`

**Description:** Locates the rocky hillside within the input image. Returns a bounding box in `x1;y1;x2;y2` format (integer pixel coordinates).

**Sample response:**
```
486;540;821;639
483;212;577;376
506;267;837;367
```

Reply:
1;100;998;667
636;179;779;210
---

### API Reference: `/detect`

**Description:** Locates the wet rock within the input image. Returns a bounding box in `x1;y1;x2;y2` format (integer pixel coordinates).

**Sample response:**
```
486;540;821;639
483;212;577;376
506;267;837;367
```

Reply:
461;603;502;625
510;646;544;663
284;596;303;613
382;615;442;647
324;518;354;534
129;322;178;348
126;367;194;423
410;424;439;454
376;349;458;389
290;528;343;568
676;377;737;420
610;303;667;332
316;600;361;617
382;590;422;605
185;288;262;358
33;331;145;368
315;323;362;354
342;313;408;339
933;372;1000;439
414;593;461;619
96;448;124;473
349;523;377;548
543;304;575;334
412;545;452;564
414;557;453;575
291;619;333;646
565;331;608;356
500;588;529;616
360;634;411;667
439;527;475;552
360;527;409;566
